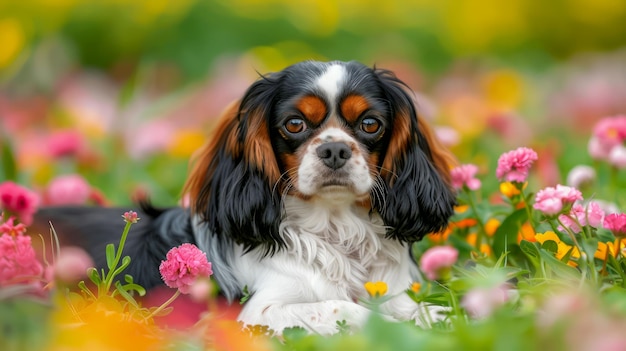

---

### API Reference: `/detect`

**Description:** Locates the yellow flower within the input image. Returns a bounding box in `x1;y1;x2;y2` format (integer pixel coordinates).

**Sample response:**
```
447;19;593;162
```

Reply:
168;130;206;158
364;281;388;298
485;218;501;237
535;231;580;261
410;282;422;294
500;182;520;197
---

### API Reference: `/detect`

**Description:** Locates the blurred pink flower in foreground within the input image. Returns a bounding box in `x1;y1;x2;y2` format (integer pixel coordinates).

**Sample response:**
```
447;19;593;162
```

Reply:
558;202;605;233
462;284;510;319
566;165;596;189
588;115;626;166
45;174;92;205
45;246;94;284
533;185;583;217
496;147;538;183
0;228;44;286
450;164;481;191
604;213;626;237
160;243;213;294
0;181;40;225
419;246;458;280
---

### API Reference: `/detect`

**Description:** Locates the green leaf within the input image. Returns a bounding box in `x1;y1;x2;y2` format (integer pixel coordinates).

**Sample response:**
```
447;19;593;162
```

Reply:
78;280;96;300
240;285;251;305
581;237;599;262
493;208;529;258
0;137;17;181
115;281;139;308
105;243;116;269
520;240;539;259
121;283;146;297
541;240;558;254
112;256;132;277
87;267;102;285
538;250;581;280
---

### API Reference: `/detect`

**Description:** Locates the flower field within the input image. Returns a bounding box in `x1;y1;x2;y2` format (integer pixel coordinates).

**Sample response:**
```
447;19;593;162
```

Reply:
2;1;626;350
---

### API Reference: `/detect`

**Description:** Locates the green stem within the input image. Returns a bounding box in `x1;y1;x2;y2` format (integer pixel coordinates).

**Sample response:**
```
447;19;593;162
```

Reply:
465;188;488;247
102;221;133;295
145;290;181;321
519;187;535;230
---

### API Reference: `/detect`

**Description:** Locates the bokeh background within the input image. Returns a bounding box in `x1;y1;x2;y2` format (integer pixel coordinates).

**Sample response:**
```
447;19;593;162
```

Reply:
2;0;626;205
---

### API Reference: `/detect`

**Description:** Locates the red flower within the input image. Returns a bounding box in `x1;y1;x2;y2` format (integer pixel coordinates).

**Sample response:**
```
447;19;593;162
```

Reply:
0;181;40;225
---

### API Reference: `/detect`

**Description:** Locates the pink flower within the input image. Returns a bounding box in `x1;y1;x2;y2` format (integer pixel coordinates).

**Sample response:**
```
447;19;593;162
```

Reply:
558;202;605;233
0;232;44;286
419;246;458;280
566;165;596;189
45;246;94;284
462;284;510;319
609;145;626;169
604;213;626;237
496;147;538;183
589;115;626;161
122;211;140;224
0;216;27;236
45;174;92;205
159;243;213;294
46;130;85;158
533;185;583;217
450;164;481;191
0;181;40;225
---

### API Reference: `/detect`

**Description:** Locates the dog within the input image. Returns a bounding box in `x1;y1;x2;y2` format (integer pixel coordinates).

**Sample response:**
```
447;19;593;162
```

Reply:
36;60;457;335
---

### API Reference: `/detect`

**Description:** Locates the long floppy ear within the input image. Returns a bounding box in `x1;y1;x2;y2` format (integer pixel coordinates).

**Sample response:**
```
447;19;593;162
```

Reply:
183;76;284;253
374;68;457;242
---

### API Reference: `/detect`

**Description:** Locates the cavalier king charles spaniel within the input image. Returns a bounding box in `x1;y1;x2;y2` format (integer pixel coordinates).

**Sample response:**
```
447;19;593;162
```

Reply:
36;60;457;335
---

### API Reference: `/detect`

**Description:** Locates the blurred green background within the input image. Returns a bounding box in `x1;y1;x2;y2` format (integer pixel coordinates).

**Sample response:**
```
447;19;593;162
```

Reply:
1;0;625;205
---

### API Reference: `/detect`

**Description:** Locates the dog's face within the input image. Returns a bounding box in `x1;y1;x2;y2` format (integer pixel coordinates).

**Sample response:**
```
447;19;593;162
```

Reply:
185;60;457;252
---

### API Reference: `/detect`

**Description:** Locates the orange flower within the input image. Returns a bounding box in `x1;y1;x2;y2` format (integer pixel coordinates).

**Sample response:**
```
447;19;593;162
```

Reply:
517;222;536;243
485;218;501;237
410;282;422;294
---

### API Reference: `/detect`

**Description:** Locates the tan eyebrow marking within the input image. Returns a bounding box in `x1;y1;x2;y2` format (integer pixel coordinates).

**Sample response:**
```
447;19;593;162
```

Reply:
340;95;370;124
296;95;327;125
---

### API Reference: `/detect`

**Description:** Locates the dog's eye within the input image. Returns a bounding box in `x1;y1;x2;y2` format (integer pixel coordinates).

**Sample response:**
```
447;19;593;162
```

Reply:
360;118;381;134
284;118;307;134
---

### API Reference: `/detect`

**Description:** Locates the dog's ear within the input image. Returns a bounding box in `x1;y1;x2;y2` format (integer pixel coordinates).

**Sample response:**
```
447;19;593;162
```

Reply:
374;68;457;242
184;76;284;253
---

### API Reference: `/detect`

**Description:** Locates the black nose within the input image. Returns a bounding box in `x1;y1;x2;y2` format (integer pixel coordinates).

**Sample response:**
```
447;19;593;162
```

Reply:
316;142;352;170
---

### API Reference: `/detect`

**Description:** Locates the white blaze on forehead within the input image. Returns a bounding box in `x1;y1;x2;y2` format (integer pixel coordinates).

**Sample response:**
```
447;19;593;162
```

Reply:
316;64;346;104
317;127;352;143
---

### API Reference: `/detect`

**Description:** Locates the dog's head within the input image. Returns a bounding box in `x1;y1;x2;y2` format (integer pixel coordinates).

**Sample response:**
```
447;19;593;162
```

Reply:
184;60;457;253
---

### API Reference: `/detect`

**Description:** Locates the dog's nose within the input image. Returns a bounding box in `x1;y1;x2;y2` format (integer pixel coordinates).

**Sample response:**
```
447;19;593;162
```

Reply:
316;142;352;170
